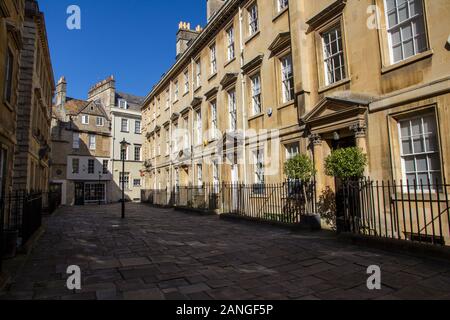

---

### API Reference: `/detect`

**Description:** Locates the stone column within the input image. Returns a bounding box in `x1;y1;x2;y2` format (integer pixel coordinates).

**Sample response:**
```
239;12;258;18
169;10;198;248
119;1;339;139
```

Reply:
310;133;325;194
350;123;369;176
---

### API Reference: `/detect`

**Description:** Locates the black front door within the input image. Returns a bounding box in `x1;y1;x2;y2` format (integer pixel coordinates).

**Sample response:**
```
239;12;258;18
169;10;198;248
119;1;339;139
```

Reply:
74;182;85;206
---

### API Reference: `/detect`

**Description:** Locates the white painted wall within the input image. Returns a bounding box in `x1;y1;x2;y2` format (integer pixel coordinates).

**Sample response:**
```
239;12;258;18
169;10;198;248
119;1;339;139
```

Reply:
67;156;112;181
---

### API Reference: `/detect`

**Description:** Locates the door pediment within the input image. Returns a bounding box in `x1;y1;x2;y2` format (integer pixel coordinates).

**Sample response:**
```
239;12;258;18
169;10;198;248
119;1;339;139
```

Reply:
302;94;372;133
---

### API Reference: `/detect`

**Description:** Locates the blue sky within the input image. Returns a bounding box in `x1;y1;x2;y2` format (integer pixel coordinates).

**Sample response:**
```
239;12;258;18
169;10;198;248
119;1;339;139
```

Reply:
39;0;206;99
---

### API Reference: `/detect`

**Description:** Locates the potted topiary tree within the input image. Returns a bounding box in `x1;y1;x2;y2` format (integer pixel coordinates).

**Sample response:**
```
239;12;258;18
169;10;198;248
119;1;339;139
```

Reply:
324;147;368;232
284;154;320;230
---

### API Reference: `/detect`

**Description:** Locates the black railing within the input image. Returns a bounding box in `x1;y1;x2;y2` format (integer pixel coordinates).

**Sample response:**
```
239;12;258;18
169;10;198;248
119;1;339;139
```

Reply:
142;181;316;225
222;181;316;224
1;191;48;264
339;179;450;246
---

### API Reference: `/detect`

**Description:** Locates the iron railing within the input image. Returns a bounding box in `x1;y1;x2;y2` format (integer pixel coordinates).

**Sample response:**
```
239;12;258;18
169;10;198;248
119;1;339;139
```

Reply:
339;179;450;246
142;181;316;224
0;190;56;266
221;181;316;224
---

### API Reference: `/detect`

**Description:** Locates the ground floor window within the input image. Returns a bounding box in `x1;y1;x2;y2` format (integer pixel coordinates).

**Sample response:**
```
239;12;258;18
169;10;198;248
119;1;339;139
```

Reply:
285;142;300;160
133;179;141;187
0;147;7;197
84;183;106;203
399;114;441;189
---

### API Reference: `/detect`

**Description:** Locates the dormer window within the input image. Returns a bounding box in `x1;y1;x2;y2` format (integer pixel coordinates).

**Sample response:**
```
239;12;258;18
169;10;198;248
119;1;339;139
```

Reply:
118;99;128;109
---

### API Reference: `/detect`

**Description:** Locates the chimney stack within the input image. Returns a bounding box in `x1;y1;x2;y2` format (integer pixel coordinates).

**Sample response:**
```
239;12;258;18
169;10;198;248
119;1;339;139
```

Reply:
55;76;67;106
176;22;202;59
207;0;225;22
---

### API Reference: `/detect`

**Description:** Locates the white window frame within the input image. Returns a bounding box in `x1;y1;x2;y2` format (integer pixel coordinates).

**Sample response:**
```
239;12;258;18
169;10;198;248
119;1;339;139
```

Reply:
165;127;170;156
254;149;265;185
135;120;141;134
81;115;89;125
197;164;203;186
96;117;104;127
134;145;142;161
398;114;441;191
195;109;202;145
102;160;109;174
165;89;170;109
120;172;130;190
121;118;129;132
174;81;179;101
322;25;346;86
227;26;235;61
384;0;428;64
184;70;189;94
280;55;294;103
89;134;96;150
251;73;262;115
211;100;218;139
285;142;300;160
248;4;259;36
195;59;201;88
72;158;79;174
118;99;127;109
228;89;237;131
210;44;217;75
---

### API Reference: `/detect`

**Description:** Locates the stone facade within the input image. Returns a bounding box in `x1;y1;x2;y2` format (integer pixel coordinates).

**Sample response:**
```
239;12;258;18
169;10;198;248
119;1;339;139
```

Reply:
50;76;144;205
13;0;54;193
143;0;450;189
0;0;25;197
142;0;302;189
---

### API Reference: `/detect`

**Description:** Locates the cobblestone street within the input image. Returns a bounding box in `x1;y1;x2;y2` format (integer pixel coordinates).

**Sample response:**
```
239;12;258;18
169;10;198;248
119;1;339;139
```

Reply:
1;203;450;300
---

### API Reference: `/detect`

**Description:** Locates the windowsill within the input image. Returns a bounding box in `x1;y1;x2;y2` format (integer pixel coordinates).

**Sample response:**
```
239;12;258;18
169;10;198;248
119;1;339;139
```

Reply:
381;50;434;75
245;31;260;46
194;85;202;93
272;7;288;22
224;57;236;68
121;131;130;133
277;100;295;110
208;73;218;82
318;77;351;94
183;92;189;97
173;99;179;104
248;112;264;122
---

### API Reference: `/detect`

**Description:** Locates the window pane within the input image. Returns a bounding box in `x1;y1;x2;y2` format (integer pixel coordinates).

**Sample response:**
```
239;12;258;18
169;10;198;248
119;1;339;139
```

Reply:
424;135;437;152
413;137;424;153
402;139;412;154
403;39;414;59
428;155;441;171
416;155;428;172
404;157;415;172
411;118;422;135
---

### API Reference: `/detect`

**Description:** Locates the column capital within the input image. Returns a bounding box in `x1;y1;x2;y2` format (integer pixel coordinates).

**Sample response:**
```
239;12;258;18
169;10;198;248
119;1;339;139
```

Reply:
350;123;367;138
309;133;322;146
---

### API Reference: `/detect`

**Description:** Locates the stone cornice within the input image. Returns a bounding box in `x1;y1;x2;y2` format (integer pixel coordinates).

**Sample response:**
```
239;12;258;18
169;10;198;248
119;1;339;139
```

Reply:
242;55;264;75
268;32;291;57
306;0;347;33
220;73;238;89
204;86;219;100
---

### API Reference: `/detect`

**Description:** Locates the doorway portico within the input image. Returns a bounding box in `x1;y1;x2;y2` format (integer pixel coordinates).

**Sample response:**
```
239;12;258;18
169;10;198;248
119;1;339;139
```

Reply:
302;94;371;195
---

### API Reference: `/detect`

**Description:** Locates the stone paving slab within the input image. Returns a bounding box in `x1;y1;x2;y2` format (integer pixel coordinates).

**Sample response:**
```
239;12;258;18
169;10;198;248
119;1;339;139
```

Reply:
1;203;450;300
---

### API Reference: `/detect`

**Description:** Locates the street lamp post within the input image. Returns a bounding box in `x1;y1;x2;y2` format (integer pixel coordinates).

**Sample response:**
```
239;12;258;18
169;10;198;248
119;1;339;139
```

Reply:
120;138;130;219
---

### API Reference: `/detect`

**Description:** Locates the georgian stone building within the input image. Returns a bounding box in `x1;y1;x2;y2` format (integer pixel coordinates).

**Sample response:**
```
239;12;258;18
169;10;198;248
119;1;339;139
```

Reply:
142;0;450;199
13;0;54;193
142;0;301;190
0;0;25;197
50;76;144;205
289;0;450;197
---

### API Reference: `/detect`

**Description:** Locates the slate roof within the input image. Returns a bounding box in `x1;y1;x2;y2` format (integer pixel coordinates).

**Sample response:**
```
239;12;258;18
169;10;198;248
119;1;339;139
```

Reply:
115;92;144;112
